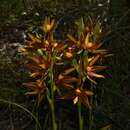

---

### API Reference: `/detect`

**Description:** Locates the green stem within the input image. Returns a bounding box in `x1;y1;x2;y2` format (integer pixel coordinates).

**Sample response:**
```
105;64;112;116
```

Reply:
89;83;93;130
32;101;40;130
49;53;57;130
35;109;39;130
43;112;49;130
50;100;57;130
78;101;83;130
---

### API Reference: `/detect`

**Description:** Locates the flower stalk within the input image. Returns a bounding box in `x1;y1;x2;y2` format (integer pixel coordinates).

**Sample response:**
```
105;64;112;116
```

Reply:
89;83;94;130
49;57;57;130
78;101;83;130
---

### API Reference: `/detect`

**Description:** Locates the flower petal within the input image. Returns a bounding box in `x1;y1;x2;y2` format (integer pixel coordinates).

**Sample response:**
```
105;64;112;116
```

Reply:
83;90;94;96
73;96;78;104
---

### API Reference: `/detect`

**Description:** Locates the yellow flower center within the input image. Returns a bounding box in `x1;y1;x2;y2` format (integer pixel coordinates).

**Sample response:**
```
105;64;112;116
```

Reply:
75;88;81;94
53;42;58;47
65;52;73;58
87;66;92;72
86;42;93;48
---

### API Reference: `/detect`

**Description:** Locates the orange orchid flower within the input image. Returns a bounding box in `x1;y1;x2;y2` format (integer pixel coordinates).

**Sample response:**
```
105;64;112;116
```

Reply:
23;79;46;103
84;33;107;54
84;55;107;84
43;17;55;33
19;33;43;53
26;55;50;78
68;33;107;55
57;74;93;108
57;68;93;108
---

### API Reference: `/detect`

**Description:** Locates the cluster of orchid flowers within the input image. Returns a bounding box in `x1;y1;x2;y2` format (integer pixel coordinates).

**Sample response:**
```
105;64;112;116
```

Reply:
20;16;108;109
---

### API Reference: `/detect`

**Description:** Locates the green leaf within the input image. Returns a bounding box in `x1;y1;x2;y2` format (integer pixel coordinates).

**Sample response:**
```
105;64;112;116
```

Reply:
72;59;79;72
53;85;57;92
83;50;88;67
46;88;51;104
94;22;102;37
37;49;43;55
75;17;84;39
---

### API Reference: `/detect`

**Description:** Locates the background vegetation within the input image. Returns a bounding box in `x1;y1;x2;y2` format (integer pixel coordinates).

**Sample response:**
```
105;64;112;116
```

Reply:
0;0;130;130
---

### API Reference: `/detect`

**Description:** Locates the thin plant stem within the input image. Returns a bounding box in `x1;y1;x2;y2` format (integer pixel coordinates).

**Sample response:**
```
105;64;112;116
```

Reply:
32;101;40;130
43;112;49;130
89;108;93;130
0;99;42;130
78;101;83;130
35;108;39;130
89;83;93;130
